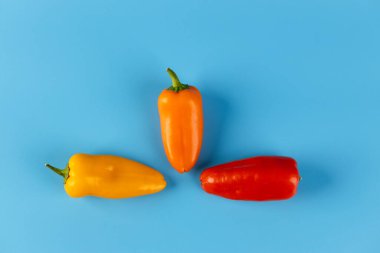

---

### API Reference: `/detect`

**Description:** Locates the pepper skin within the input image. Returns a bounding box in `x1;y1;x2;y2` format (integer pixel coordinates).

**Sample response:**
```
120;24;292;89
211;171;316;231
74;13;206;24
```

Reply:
46;154;166;198
158;68;203;173
200;156;300;201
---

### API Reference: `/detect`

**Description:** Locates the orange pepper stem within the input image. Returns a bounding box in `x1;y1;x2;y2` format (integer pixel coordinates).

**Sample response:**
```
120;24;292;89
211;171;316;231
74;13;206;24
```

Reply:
45;163;69;183
166;68;189;92
167;68;181;88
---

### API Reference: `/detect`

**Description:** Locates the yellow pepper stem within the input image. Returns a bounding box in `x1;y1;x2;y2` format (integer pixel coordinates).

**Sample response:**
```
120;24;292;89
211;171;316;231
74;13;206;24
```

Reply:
45;163;69;183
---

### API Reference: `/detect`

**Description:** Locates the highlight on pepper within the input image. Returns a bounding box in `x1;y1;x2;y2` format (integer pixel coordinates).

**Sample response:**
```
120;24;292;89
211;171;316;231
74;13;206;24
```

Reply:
46;154;167;199
158;68;204;173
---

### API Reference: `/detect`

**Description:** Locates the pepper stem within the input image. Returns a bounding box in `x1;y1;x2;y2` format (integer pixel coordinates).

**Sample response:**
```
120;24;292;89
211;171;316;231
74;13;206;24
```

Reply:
45;163;69;183
166;68;190;92
167;68;182;88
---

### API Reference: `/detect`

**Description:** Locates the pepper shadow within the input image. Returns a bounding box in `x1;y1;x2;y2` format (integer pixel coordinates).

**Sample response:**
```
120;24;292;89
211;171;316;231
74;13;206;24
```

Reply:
192;90;230;173
296;159;334;200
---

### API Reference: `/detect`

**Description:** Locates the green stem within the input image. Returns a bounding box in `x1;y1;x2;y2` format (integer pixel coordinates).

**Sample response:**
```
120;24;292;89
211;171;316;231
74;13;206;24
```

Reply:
166;68;189;92
45;163;69;183
167;68;181;88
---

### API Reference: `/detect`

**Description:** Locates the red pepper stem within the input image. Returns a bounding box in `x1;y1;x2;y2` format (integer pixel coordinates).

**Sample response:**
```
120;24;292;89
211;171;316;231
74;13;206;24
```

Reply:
45;163;69;183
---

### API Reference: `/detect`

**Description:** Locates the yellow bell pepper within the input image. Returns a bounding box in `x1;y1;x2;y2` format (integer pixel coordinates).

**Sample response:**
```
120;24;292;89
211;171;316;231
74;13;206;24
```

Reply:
46;154;167;198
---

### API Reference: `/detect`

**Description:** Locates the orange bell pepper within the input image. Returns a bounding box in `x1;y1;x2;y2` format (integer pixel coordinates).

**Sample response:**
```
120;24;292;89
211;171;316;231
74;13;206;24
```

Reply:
158;68;204;173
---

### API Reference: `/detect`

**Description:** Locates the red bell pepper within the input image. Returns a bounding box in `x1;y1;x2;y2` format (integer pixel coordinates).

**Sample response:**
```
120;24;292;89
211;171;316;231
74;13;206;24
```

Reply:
200;156;301;201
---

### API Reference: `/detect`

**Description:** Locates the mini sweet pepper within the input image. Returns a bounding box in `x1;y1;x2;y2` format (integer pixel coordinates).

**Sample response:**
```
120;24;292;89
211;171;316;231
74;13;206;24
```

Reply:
46;154;166;198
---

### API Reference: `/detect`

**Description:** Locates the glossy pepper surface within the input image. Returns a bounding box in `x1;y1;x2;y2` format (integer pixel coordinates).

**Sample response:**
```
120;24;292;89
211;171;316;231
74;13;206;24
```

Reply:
46;154;166;198
158;68;203;173
200;156;300;201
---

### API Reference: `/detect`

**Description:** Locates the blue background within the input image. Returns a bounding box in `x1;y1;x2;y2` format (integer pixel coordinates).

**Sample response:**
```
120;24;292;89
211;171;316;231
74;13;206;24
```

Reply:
1;0;379;252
